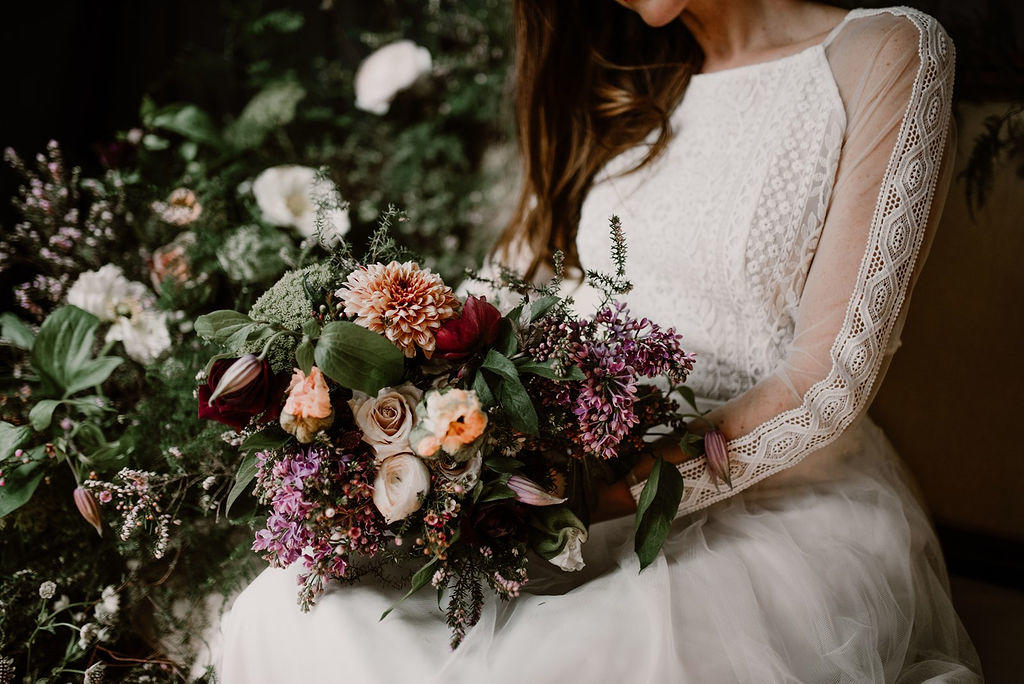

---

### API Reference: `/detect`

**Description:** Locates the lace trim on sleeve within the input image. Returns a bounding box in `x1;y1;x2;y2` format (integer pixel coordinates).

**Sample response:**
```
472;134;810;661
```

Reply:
630;8;955;515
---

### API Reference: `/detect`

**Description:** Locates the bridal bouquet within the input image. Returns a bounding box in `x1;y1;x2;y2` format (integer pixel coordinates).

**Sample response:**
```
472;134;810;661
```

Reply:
195;210;702;646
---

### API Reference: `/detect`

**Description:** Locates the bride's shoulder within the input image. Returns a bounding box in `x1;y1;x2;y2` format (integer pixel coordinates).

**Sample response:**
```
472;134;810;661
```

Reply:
826;7;954;98
829;7;954;64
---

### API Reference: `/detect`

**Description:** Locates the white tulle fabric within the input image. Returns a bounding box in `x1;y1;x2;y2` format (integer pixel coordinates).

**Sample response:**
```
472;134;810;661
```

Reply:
219;8;981;682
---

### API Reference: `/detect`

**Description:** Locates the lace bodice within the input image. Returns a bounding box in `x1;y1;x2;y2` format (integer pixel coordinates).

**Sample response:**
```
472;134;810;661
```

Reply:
572;7;956;515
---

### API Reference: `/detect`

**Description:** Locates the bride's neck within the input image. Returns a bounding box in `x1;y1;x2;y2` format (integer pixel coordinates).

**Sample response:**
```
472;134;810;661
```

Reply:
680;0;842;72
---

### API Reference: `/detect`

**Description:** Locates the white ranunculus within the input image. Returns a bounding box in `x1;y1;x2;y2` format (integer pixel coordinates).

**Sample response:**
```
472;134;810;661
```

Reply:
550;526;588;572
354;40;432;115
372;453;430;524
251;165;350;244
66;265;151;322
349;383;424;462
106;310;171;365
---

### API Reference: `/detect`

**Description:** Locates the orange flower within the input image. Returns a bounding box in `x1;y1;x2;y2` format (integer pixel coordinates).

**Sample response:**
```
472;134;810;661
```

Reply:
280;367;334;443
410;389;487;459
337;261;458;358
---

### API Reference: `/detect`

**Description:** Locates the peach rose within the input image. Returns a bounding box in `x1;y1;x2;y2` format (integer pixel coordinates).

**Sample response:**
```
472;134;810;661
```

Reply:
149;232;195;291
348;383;423;462
280;366;334;443
409;389;487;461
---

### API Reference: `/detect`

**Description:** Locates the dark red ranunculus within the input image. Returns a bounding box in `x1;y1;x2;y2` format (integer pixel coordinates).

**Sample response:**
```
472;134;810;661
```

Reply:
471;503;526;542
198;355;287;432
434;295;502;361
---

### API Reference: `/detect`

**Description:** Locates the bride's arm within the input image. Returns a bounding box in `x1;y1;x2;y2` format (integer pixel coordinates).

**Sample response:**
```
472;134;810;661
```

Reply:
596;10;957;522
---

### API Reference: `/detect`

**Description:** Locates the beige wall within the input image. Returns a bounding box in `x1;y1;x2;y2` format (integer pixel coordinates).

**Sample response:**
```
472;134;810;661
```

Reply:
871;102;1024;540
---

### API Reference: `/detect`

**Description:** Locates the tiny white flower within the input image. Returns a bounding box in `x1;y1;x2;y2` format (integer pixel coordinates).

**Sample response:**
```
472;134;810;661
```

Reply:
251;165;349;243
354;40;432;115
38;581;57;600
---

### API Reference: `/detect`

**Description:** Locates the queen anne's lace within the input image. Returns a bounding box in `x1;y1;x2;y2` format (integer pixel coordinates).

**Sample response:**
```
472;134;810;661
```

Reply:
571;8;954;516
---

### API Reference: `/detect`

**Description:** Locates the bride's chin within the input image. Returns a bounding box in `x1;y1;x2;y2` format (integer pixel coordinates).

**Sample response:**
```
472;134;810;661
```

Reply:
618;0;688;27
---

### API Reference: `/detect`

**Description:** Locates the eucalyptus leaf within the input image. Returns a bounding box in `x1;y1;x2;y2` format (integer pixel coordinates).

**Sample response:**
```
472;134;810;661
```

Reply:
314;321;404;396
633;456;684;571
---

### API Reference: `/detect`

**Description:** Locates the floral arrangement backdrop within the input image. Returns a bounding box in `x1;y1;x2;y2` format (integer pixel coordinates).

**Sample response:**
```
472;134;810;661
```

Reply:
0;1;511;681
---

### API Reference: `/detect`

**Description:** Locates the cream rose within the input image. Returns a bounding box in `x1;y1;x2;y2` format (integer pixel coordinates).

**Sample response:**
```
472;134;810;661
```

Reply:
349;383;423;461
354;40;432;115
372;453;430;524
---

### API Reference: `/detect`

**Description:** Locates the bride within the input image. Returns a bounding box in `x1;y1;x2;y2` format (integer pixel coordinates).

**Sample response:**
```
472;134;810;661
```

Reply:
219;1;983;681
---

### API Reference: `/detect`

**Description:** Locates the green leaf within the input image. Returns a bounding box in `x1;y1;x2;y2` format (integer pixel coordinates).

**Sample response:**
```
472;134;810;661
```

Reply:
0;458;45;518
633;456;684;571
677;385;699;412
65;356;122;396
496;377;539;436
472;370;495;408
0;313;34;350
516;359;585;381
31;306;121;397
527;506;586;560
240;428;291;453
150;103;221;147
301;318;321;339
314;321;405;396
0;421;31;460
494;318;518;357
380;556;440;621
194;310;255;345
483;456;524;474
295;339;315;375
226;453;259;516
226;79;306;150
478;481;517;503
529;295;560;322
480;350;518;382
29;400;62;431
679;432;702;459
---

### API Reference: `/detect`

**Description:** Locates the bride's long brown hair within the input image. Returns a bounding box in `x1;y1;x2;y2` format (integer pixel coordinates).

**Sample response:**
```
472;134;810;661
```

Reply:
497;0;703;278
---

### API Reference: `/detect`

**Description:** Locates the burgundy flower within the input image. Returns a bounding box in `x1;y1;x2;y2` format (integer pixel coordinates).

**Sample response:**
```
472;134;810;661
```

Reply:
434;295;502;361
198;355;287;432
471;503;525;541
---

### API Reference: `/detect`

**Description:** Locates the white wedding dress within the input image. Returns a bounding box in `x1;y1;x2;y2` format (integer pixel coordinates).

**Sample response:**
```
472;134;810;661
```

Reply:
219;8;982;682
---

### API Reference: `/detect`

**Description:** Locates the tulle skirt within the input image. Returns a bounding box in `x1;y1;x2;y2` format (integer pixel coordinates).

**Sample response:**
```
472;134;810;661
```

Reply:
218;415;981;683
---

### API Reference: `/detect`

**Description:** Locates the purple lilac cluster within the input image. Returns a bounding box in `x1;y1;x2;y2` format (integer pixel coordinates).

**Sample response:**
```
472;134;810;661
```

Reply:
539;302;696;460
251;445;388;609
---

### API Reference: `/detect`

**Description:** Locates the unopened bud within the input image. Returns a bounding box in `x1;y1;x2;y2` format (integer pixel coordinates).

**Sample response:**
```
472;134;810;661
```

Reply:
208;354;261;402
703;428;732;489
73;486;103;536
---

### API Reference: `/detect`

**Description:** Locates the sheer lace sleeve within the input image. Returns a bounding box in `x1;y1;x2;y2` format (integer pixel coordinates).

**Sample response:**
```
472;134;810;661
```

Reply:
629;9;957;515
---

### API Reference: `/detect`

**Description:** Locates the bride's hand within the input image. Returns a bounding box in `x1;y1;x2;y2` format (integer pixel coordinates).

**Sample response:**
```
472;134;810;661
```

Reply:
591;434;695;523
